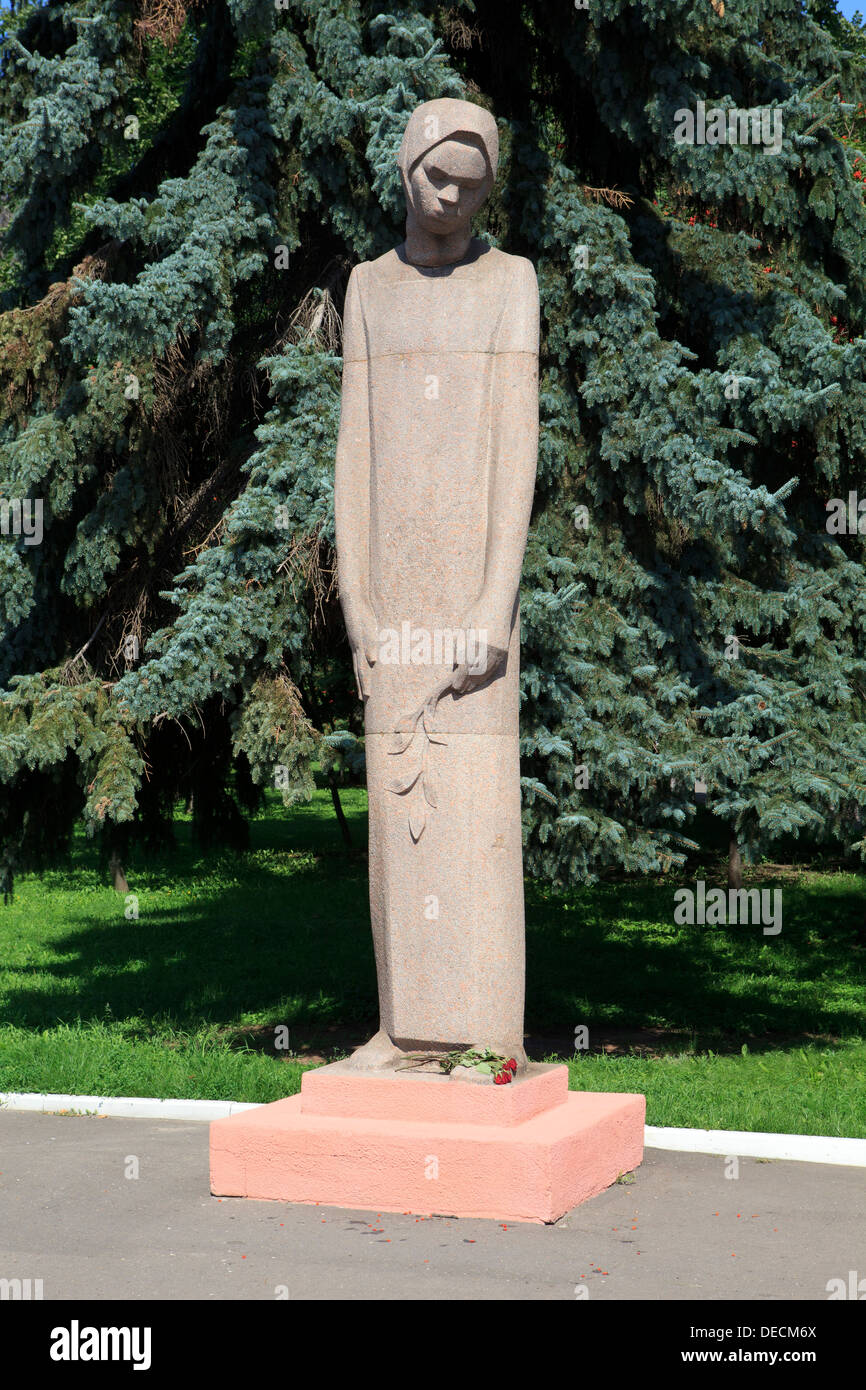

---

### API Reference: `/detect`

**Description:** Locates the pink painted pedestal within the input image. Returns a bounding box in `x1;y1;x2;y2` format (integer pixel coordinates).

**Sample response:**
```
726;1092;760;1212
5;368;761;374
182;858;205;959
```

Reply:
210;1063;644;1224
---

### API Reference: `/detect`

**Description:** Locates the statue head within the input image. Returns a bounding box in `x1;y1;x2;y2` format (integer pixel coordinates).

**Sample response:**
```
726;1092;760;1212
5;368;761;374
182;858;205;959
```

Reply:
397;99;498;242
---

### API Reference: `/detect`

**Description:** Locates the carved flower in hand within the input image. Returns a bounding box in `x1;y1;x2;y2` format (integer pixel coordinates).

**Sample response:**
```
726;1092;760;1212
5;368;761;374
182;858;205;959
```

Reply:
387;674;450;841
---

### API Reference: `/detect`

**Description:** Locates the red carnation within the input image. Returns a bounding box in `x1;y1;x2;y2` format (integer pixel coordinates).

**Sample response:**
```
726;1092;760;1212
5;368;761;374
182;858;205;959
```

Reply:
506;1059;517;1072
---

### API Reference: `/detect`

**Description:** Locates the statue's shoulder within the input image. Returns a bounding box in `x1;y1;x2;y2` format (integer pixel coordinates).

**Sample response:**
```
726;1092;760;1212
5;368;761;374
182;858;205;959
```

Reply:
349;248;402;287
484;247;537;283
484;251;538;329
485;249;539;348
471;246;537;303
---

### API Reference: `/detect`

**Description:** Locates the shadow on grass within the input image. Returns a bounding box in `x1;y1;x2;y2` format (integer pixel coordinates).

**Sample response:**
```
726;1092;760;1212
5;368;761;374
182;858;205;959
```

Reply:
4;852;375;1035
525;876;866;1052
4;844;865;1057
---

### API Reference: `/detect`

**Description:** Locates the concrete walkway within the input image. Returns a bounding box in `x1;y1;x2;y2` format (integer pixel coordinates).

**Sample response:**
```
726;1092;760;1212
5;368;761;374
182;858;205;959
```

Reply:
1;1111;863;1300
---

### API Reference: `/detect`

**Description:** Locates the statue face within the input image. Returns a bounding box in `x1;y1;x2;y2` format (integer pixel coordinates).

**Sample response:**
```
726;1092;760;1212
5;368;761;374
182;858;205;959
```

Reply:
405;137;491;235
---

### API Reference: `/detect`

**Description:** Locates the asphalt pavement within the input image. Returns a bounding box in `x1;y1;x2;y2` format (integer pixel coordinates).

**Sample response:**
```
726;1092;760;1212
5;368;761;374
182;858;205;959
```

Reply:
1;1110;863;1300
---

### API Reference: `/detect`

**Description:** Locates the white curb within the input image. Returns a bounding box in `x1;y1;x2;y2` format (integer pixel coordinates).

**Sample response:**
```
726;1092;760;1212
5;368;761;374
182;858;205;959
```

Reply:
2;1092;864;1164
644;1125;866;1167
0;1092;258;1121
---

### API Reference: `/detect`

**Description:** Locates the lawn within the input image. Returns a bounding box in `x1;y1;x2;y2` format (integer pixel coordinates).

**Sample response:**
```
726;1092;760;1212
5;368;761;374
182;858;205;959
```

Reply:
1;786;864;1136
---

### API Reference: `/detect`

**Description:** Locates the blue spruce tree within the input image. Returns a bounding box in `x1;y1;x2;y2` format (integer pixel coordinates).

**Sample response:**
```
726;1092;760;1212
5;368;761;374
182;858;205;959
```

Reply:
1;0;866;890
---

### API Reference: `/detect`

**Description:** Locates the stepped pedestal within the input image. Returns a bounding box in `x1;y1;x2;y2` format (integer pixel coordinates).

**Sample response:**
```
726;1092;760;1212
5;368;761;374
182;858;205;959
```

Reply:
210;1062;645;1224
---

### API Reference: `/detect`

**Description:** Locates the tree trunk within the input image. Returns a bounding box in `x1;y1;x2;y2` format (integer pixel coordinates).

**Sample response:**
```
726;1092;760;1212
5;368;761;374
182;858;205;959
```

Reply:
109;852;129;895
328;776;352;849
728;830;743;890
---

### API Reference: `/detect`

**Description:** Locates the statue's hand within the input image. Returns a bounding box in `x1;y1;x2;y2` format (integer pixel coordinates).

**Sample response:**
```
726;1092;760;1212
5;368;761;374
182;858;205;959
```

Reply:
452;598;511;695
346;602;379;700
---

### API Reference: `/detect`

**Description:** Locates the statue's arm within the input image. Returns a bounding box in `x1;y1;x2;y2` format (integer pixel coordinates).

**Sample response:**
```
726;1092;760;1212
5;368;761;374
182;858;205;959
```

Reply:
483;349;539;642
460;259;539;676
335;266;377;698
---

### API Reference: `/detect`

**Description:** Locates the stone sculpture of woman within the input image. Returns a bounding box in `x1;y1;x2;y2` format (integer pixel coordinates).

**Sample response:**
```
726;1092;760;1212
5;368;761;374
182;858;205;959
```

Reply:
334;98;539;1074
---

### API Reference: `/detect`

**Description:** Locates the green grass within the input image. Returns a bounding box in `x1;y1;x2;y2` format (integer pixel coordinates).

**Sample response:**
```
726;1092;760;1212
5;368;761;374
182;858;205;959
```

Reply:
565;1044;866;1135
1;786;865;1136
0;1021;307;1105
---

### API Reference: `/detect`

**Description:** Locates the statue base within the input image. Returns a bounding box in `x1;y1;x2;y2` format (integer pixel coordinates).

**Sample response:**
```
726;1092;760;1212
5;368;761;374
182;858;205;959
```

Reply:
210;1062;644;1223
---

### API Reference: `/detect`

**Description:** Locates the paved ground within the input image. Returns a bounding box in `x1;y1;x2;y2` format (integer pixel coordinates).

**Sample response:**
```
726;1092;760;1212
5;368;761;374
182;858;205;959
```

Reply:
1;1111;863;1300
